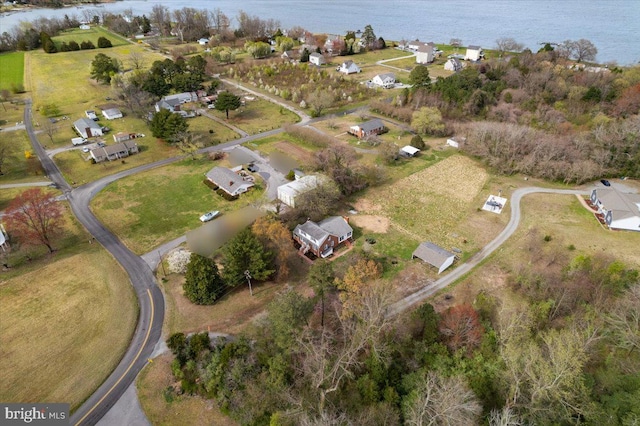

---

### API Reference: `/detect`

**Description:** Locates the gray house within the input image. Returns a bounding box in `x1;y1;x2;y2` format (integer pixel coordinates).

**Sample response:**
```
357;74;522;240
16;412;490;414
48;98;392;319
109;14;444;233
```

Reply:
293;216;353;258
590;188;640;232
205;166;254;197
74;117;103;138
412;242;455;274
349;119;386;139
90;140;138;163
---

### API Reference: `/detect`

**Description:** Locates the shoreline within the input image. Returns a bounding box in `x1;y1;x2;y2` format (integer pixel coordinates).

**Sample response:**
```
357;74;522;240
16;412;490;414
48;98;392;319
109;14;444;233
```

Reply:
0;1;116;16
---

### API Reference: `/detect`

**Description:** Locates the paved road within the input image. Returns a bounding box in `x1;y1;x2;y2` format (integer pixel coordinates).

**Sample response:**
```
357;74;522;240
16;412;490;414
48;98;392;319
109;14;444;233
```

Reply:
388;187;590;315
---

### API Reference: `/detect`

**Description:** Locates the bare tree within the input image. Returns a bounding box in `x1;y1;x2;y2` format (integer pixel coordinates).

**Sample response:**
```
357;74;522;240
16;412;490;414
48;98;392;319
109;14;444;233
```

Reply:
150;4;170;36
5;188;64;253
573;38;598;62
0;89;10;111
128;51;145;70
42;120;57;144
606;284;640;354
489;407;525;426
0;139;12;175
402;371;482;426
495;37;525;55
306;89;334;117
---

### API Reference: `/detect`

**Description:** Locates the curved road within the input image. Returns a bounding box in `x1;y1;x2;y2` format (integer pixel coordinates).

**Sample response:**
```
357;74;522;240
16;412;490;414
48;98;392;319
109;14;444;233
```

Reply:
22;89;591;424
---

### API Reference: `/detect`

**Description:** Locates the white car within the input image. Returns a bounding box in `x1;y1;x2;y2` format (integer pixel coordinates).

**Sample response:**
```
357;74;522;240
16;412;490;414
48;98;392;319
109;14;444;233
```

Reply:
82;147;90;153
199;210;220;222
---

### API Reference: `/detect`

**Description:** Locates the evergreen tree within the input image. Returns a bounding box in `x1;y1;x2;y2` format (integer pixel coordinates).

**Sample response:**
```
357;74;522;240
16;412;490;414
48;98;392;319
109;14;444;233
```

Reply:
183;253;226;304
361;24;377;50
408;65;431;90
149;109;189;140
222;228;275;287
90;53;120;84
300;48;310;63
97;36;113;48
215;91;242;119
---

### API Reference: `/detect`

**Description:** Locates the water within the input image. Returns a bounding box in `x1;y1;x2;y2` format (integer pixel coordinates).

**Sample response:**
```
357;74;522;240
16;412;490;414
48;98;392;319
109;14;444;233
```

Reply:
1;0;638;65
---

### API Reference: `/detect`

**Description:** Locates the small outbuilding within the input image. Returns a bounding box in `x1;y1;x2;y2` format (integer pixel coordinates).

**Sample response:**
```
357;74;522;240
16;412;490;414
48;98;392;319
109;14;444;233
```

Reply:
309;52;326;66
412;242;456;274
400;145;420;157
277;175;322;208
465;45;484;61
446;137;466;148
444;58;463;71
102;108;123;120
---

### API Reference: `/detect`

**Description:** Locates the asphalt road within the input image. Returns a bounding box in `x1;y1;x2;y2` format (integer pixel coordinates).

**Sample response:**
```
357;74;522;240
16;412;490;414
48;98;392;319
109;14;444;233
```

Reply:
388;187;590;315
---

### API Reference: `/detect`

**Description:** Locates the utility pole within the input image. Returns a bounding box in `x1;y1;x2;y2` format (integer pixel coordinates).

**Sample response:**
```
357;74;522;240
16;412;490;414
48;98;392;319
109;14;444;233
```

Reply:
244;269;253;296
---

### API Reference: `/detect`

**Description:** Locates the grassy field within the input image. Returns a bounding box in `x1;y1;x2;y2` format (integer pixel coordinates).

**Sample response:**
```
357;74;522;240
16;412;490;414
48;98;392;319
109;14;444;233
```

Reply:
354;155;493;259
91;158;265;254
0;51;24;91
209;98;300;134
188;115;240;144
0;247;137;412
0;130;49;184
52;26;129;50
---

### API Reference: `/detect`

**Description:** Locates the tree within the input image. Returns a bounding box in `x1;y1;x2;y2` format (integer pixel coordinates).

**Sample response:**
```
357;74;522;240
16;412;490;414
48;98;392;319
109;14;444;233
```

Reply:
573;38;598;62
128;51;145;70
0;139;13;175
0;89;11;111
245;41;271;59
410;134;425;149
309;260;336;327
215;91;242;119
90;53;120;84
251;215;296;281
438;304;484;354
149;109;189;140
80;40;95;50
306;89;334;117
361;24;377;50
402;371;482;426
40;103;60;117
606;284;640;354
42;120;57;143
338;258;383;319
411;107;445;136
275;36;294;53
408;65;431;89
5;188;64;253
183;253;225;304
268;288;314;351
97;36;112;48
495;37;524;55
68;40;79;51
300;47;310;63
222;228;275;287
295;181;342;222
150;4;171;36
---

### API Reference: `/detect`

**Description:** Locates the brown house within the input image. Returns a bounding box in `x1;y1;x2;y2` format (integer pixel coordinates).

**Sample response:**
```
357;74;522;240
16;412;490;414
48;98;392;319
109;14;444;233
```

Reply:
293;216;353;258
348;119;386;139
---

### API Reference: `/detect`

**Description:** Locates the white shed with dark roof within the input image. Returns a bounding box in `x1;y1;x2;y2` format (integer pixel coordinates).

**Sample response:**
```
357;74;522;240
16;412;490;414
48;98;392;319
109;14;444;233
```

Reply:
412;242;455;274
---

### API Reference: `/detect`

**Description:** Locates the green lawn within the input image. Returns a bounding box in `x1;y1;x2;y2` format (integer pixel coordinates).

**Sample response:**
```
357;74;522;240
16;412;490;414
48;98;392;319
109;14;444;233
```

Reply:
0;51;24;91
188;115;240;144
210;98;300;135
0;131;47;184
91;158;265;254
52;26;129;50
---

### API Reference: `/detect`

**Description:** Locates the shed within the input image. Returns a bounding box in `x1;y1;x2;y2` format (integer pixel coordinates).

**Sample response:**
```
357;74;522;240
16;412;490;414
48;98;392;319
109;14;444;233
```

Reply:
446;137;466;148
102;108;123;120
277;175;321;208
412;242;455;274
401;145;420;157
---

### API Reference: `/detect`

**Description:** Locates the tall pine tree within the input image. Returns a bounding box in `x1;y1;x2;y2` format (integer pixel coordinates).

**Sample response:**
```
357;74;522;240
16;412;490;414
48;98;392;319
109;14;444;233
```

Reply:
183;253;225;304
222;228;275;287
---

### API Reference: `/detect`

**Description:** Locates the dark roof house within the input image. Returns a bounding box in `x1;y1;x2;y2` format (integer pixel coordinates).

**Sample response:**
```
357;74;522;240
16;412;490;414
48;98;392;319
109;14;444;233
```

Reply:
293;216;353;258
205;166;255;197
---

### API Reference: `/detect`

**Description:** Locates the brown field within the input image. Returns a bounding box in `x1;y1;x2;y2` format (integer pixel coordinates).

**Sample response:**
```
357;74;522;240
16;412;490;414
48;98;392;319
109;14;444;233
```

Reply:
0;249;137;411
272;140;315;166
350;214;390;233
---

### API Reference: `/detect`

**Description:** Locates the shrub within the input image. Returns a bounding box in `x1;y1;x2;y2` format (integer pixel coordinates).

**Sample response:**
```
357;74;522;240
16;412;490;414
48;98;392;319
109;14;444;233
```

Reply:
80;40;95;50
68;40;80;51
97;36;113;48
167;248;192;274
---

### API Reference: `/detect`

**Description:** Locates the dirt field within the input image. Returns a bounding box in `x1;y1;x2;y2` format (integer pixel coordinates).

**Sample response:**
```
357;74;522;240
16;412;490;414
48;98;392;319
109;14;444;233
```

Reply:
272;140;315;166
350;214;390;233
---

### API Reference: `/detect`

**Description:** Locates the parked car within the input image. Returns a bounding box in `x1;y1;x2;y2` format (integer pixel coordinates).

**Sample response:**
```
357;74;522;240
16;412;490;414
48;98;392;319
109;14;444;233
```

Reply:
82;147;90;153
600;179;611;187
207;103;216;109
247;163;258;172
97;142;106;147
199;210;220;222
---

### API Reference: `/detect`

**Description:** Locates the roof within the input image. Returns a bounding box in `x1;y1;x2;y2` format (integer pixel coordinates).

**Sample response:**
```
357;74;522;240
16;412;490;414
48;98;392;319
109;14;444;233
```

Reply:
417;44;434;53
356;119;385;133
74;117;101;130
91;140;137;157
596;188;640;219
278;175;320;198
375;72;395;81
318;216;352;237
447;58;462;65
412;242;454;268
205;166;253;195
310;52;323;58
103;108;121;116
467;45;482;50
295;220;330;244
342;60;355;67
401;145;420;155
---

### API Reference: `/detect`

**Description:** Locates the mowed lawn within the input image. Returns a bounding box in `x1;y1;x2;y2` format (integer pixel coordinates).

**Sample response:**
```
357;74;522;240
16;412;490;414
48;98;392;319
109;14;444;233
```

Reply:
52;26;129;50
0;130;47;184
210;98;300;134
91;158;265;254
0;248;137;412
0;51;24;91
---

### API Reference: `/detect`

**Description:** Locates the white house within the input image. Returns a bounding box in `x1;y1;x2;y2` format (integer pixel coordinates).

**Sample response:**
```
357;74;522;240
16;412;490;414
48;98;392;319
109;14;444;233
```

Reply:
444;58;463;71
465;45;484;61
277;175;321;208
412;242;456;274
205;167;255;197
155;92;199;113
416;44;435;64
102;108;123;120
79;24;90;30
400;145;420;157
197;38;209;46
337;60;361;74
446;137;465;148
309;52;325;66
591;188;640;232
73;118;103;139
372;72;396;89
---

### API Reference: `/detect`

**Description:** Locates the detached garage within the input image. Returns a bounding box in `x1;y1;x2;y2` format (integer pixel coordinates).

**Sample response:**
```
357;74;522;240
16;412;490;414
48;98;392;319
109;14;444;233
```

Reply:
412;242;456;274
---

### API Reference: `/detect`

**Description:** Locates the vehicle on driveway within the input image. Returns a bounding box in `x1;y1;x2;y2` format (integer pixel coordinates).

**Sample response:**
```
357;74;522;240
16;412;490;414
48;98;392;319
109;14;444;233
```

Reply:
600;179;611;186
199;210;220;222
82;147;90;153
247;163;258;172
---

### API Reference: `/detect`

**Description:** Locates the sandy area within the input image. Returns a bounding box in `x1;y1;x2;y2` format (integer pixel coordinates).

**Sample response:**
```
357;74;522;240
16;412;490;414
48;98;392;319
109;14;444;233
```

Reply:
350;214;390;233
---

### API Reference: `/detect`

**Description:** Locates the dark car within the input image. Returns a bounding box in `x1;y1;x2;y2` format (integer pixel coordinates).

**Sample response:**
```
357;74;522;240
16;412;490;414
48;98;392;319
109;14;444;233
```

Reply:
247;164;258;172
600;179;611;187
